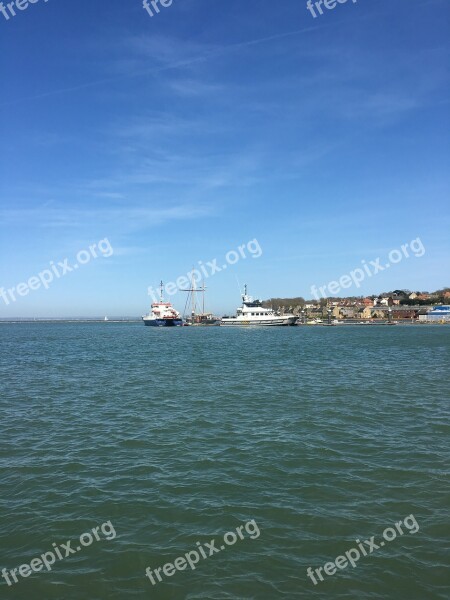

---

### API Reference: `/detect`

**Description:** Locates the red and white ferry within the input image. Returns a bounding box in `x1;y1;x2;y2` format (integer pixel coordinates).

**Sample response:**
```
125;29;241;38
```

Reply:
142;281;183;327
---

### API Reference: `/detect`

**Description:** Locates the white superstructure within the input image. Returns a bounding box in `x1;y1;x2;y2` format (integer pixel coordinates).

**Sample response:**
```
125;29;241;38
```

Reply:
220;285;297;326
424;305;450;322
142;281;183;326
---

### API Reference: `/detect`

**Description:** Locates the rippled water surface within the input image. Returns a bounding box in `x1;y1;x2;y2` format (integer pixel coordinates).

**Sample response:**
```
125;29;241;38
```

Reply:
1;323;449;599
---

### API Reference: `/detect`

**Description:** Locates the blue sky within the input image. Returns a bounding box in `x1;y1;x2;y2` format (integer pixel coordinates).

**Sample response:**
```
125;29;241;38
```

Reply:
0;0;449;317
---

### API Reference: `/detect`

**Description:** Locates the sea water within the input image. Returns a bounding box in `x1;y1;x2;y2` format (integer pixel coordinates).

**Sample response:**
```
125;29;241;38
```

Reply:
0;323;448;599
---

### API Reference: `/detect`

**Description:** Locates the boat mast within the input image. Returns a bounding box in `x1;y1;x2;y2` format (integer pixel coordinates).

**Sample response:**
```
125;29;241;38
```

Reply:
202;279;205;314
181;272;206;321
191;269;196;317
159;280;164;302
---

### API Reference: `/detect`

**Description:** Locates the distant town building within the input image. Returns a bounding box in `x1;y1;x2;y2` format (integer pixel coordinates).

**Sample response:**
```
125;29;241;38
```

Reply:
392;308;416;319
374;295;390;307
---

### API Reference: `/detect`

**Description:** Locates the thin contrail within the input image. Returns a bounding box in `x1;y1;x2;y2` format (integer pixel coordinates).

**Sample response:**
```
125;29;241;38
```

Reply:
1;25;325;107
2;4;378;109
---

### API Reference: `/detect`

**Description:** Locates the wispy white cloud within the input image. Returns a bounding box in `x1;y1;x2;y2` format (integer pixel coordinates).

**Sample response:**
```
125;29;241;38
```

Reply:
0;25;329;107
0;204;214;229
168;79;224;97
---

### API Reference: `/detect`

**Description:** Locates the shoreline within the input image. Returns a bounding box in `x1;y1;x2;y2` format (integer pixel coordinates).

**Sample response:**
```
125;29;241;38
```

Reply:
0;319;448;326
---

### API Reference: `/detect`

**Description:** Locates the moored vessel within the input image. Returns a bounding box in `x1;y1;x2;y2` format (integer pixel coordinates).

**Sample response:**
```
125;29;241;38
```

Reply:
181;273;220;326
425;305;450;322
220;285;297;326
142;281;183;327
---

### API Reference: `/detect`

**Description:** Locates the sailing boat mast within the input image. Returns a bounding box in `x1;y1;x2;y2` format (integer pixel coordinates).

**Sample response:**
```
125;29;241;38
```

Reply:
191;269;196;318
202;279;205;315
181;271;204;322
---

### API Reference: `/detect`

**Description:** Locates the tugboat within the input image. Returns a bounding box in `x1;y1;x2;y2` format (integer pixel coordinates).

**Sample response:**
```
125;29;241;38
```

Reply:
142;281;183;327
220;285;297;326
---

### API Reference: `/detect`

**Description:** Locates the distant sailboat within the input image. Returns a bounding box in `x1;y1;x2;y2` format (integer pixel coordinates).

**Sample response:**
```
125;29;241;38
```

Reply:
181;272;219;326
104;316;109;322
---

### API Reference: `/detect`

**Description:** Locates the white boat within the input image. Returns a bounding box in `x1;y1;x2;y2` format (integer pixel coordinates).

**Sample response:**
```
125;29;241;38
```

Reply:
142;281;183;327
307;318;323;325
220;285;297;326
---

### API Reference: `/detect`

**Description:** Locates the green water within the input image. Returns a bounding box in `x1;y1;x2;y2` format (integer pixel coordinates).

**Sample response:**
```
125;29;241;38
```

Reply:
0;323;449;599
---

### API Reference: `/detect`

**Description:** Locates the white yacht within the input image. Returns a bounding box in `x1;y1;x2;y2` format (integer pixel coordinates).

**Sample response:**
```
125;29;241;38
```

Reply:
220;285;297;326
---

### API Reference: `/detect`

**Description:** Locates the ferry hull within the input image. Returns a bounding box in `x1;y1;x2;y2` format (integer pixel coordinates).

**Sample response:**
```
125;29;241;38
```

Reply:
220;317;297;327
143;318;183;327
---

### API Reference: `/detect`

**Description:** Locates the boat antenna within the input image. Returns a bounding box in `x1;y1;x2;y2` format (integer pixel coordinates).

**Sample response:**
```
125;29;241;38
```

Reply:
159;280;164;302
236;276;243;296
